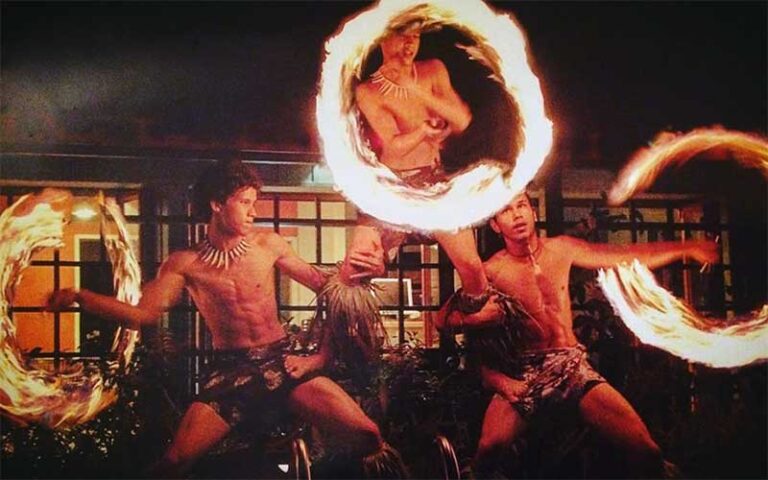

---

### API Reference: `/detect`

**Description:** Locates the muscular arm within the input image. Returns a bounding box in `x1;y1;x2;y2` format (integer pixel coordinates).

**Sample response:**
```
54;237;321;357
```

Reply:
409;59;472;133
271;232;384;292
480;365;527;402
47;252;188;328
270;233;328;293
564;236;718;270
434;293;504;332
435;260;502;332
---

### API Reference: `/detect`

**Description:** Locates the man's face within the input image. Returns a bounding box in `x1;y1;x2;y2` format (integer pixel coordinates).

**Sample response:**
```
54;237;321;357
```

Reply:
213;186;258;236
380;28;421;63
492;193;536;242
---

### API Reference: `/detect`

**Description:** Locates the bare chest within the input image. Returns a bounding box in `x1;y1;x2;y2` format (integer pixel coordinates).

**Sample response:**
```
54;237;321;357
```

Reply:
490;254;571;307
385;100;430;132
376;79;434;126
186;247;277;305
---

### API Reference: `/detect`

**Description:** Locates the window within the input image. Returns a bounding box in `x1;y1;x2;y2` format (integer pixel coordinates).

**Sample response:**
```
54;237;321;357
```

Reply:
2;171;737;401
3;188;140;367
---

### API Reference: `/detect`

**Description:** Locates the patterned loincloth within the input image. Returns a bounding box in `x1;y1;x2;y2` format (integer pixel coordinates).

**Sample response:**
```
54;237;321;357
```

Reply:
197;337;314;430
390;162;446;189
463;291;605;419
498;345;605;420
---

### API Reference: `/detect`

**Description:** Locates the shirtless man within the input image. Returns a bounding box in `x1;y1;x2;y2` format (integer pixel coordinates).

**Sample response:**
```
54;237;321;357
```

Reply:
341;19;488;308
436;192;718;478
47;160;403;478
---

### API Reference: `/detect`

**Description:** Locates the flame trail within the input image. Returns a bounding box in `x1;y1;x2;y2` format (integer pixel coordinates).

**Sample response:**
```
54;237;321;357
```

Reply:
607;127;768;206
316;0;553;231
0;190;141;428
599;127;768;367
100;198;141;370
598;261;768;368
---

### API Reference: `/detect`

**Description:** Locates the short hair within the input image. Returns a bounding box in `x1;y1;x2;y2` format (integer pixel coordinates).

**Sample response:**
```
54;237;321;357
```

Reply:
192;158;263;221
521;190;533;206
385;5;442;36
493;189;534;220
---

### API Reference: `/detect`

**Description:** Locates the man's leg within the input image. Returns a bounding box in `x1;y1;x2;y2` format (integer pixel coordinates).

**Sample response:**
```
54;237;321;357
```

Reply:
289;376;383;453
472;395;527;477
150;402;231;478
288;376;407;477
339;225;385;282
434;229;488;297
579;383;664;478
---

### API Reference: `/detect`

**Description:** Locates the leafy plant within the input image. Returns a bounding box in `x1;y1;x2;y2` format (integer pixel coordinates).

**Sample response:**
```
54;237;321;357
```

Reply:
1;328;180;478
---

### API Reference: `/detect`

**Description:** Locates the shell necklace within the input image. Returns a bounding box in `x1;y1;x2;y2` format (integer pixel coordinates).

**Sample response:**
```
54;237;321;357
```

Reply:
371;64;418;99
198;236;251;269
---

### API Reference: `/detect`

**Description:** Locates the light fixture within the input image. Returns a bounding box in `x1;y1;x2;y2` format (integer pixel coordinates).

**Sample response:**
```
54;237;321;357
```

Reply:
72;203;97;220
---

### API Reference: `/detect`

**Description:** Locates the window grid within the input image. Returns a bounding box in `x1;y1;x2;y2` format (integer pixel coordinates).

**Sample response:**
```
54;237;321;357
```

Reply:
3;189;735;385
560;195;730;315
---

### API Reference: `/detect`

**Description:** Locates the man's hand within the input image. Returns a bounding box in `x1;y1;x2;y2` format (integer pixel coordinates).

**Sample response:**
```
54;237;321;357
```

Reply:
686;240;719;265
284;354;323;380
436;293;503;332
346;250;386;281
423;118;451;146
46;288;79;311
497;377;528;404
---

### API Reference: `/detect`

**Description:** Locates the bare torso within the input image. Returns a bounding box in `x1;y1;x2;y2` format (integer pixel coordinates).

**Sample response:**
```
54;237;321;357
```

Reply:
357;60;442;170
177;232;286;349
485;237;579;350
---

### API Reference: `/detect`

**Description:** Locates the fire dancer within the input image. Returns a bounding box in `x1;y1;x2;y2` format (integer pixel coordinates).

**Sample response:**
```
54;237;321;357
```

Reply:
340;17;489;312
436;191;718;478
47;159;405;478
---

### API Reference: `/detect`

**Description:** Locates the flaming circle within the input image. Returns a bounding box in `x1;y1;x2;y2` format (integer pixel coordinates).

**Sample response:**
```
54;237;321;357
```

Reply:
600;127;768;368
598;261;768;368
0;190;141;428
317;0;553;231
608;127;768;206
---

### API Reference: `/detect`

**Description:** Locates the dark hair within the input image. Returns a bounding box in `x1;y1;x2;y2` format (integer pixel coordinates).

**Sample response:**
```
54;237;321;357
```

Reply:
492;189;534;221
192;159;263;220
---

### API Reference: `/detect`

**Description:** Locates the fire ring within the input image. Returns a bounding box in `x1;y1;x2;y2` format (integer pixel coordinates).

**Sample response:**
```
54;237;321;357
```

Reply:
316;0;553;231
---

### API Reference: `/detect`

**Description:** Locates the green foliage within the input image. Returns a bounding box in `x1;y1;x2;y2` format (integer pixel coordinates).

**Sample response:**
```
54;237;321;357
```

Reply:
337;334;486;478
1;328;180;478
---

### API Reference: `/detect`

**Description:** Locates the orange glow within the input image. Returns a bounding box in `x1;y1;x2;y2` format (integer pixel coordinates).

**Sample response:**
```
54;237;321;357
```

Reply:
0;191;141;428
100;198;141;371
598;261;768;368
608;127;768;206
316;0;553;231
14;212;109;353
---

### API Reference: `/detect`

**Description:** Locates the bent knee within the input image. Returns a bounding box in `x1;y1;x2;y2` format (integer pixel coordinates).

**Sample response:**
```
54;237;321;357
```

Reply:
626;439;664;477
477;434;512;457
636;439;662;460
154;449;186;477
626;436;662;465
352;419;384;454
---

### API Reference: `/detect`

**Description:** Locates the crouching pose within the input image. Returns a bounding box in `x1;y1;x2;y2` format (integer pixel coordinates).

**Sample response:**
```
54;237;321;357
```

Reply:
47;160;406;478
436;192;718;478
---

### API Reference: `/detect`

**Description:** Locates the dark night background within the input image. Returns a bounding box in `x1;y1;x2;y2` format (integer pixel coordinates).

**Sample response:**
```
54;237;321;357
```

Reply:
4;0;763;291
2;1;765;160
